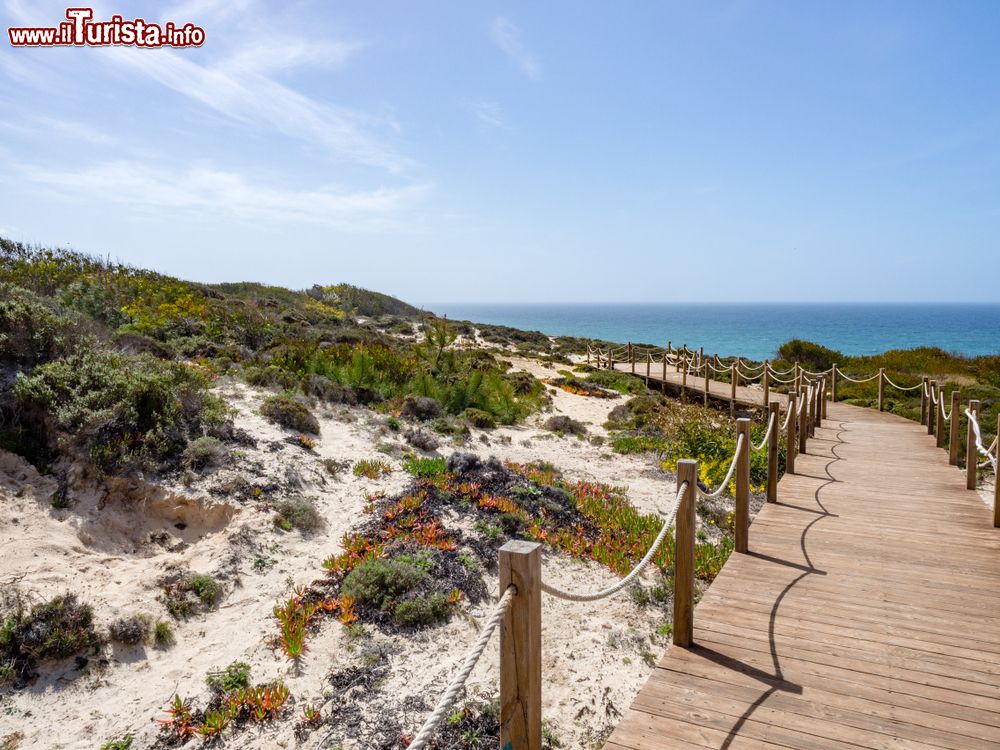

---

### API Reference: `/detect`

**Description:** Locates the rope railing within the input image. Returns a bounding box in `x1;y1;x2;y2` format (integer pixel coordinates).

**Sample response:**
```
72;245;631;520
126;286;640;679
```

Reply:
407;585;516;750
697;434;745;499
837;371;881;384
540;483;687;602
965;408;998;474
752;412;775;452
883;374;923;391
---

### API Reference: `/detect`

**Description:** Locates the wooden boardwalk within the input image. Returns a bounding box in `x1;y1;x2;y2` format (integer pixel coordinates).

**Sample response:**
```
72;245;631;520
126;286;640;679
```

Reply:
605;371;1000;749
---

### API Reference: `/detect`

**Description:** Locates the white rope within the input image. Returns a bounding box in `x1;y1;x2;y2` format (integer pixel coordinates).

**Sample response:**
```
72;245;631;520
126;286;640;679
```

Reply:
739;361;767;373
964;409;997;474
781;403;795;430
837;371;881;384
752;413;775;452
929;386;939;406
407;586;516;750
540;483;688;602
697;435;745;499
800;367;834;377
883;375;923;391
768;365;795;376
767;373;796;384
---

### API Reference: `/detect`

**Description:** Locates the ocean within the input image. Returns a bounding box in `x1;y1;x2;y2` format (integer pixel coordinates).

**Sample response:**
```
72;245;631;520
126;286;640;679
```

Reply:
430;303;1000;361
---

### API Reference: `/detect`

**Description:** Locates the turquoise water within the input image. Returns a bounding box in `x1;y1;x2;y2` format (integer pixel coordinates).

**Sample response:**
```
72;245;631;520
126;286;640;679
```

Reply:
431;303;1000;361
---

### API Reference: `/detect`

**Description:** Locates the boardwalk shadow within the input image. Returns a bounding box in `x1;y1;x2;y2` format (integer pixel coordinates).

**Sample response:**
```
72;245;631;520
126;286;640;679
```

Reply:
716;422;847;749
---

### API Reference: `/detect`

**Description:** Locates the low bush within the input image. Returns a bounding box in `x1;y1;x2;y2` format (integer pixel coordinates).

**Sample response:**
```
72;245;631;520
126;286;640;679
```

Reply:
0;593;103;683
205;660;251;693
12;350;228;474
401;396;442;421
402;456;449;478
259;393;320;434
393;594;450;627
152;620;174;648
163;573;222;619
403;427;439;452
273;497;324;533
0;284;80;365
108;615;149;645
340;557;428;611
543;415;587;436
585;369;649;395
463;408;497;429
182;435;226;470
353;459;392;479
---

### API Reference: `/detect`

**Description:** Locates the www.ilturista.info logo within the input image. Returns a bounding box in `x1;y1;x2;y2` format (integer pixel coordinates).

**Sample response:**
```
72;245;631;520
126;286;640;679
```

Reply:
8;7;205;48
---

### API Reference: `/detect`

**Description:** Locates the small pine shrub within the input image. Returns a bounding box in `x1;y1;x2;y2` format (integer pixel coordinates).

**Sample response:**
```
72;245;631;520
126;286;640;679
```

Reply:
260;393;320;434
463;408;497;429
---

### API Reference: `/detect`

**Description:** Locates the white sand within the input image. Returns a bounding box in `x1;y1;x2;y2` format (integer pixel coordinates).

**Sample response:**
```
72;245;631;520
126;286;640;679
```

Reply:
0;357;687;750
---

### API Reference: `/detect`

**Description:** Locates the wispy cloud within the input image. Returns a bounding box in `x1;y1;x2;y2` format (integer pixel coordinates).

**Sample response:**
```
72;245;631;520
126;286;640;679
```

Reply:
490;16;541;81
472;101;506;129
11;160;432;228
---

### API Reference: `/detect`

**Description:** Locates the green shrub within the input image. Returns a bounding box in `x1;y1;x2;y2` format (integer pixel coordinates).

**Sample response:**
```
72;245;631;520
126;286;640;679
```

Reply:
13;350;227;473
463;408;497;429
776;340;843;372
273;496;324;533
259;393;320;434
188;574;221;606
206;660;251;693
393;594;451;627
0;284;80;365
152;620;174;648
340;558;427;611
0;593;102;682
164;573;222;618
183;435;226;470
543;415;587;436
353;458;392;479
585;369;648;395
99;737;133;750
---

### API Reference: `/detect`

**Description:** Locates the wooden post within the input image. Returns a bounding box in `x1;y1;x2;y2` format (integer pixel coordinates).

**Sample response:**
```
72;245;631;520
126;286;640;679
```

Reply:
877;368;886;412
703;361;710;407
667;341;672;356
787;392;797;474
831;364;838;404
646;351;651;381
767;402;779;503
586;347;591;366
661;354;666;394
681;356;688;403
927;381;936;435
673;459;697;648
628;343;634;374
714;353;720;371
729;363;737;417
920;376;928;425
995;414;1000;528
808;382;817;437
763;360;770;406
794;362;801;392
499;540;541;750
967;400;980;491
936;392;947;449
949;391;962;466
799;387;808;455
699;347;704;371
735;419;751;553
821;375;828;419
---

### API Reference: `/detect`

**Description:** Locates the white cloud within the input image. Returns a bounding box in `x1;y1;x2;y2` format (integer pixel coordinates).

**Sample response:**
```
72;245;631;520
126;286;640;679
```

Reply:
490;16;541;81
473;101;506;129
13;160;432;229
220;38;366;77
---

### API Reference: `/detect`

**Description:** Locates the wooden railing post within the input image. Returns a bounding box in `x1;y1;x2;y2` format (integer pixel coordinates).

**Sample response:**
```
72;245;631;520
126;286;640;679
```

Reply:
499;540;541;750
703;361;710;407
995;414;1000;528
808;381;817;437
646;351;651;381
729;363;737;417
699;347;704;371
767;401;779;503
628;342;634;374
681;356;688;403
927;381;937;435
936;392;947;449
820;375;828;420
831;364;838;404
667;341;672;356
798;387;808;455
787;393;798;475
877;368;886;412
714;353;720;371
673;459;697;648
949;391;962;466
967;399;980;491
735;419;751;553
763;360;770;406
608;349;614;371
794;362;801;392
920;376;928;425
661;353;667;394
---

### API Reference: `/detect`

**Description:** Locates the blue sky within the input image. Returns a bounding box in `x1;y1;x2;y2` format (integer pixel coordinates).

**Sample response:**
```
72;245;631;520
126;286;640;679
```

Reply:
1;1;998;304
